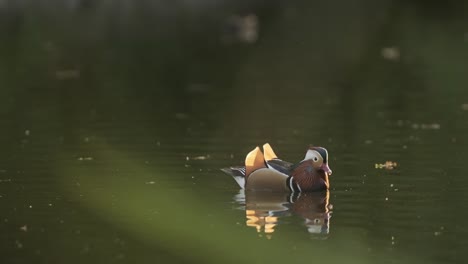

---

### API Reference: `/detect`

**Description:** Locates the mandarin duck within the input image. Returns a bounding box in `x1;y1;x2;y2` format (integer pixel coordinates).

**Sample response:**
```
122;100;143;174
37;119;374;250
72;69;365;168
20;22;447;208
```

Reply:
222;143;332;192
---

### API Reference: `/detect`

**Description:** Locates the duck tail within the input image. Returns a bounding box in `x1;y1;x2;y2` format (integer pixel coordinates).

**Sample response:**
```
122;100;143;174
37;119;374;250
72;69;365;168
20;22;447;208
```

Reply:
220;166;246;188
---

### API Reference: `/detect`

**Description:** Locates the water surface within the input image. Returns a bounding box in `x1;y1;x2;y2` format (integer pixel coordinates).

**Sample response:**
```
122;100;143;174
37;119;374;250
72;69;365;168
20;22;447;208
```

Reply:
1;1;468;264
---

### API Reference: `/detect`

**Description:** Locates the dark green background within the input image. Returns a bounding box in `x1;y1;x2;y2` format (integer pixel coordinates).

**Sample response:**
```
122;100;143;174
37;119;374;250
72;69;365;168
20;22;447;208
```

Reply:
1;1;467;263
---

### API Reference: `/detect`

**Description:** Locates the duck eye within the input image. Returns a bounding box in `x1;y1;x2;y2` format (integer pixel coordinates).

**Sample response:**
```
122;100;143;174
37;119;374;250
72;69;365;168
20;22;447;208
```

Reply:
313;157;319;162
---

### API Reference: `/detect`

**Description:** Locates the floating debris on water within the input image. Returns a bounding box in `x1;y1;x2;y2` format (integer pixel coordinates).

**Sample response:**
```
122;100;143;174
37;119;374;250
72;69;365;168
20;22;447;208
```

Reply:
222;14;259;44
421;123;440;130
411;123;441;130
381;46;400;61
15;240;23;249
25;130;30;136
462;104;468;110
375;161;397;170
186;155;210;161
192;155;210;160
0;179;12;183
77;157;94;161
20;225;27;232
434;227;444;236
145;181;155;185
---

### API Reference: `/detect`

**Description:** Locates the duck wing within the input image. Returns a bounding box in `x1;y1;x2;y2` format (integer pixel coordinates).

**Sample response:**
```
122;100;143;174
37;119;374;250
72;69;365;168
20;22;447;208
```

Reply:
266;159;294;175
262;143;293;174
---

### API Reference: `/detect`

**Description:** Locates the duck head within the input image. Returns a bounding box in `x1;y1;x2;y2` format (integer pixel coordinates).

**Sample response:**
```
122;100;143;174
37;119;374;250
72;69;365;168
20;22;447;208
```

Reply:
303;146;332;176
291;146;332;192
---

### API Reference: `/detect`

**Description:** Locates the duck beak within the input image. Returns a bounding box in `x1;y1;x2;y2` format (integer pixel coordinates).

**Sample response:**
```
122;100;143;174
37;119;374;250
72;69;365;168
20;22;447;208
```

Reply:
320;163;332;175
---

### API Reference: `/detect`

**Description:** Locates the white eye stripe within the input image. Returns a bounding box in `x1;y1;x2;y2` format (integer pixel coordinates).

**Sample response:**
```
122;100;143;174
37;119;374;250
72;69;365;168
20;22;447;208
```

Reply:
304;150;321;162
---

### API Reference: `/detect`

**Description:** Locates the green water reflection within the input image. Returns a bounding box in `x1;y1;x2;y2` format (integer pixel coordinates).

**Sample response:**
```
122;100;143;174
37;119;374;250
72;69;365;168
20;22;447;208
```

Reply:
1;1;468;264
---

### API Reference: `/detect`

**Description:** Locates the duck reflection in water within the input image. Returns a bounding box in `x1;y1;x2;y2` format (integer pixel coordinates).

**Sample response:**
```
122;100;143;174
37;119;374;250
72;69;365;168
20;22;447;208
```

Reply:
234;190;332;238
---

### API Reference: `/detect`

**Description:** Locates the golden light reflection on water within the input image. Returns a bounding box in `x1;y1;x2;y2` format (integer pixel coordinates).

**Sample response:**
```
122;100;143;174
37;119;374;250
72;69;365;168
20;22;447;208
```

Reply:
236;190;332;238
246;211;278;234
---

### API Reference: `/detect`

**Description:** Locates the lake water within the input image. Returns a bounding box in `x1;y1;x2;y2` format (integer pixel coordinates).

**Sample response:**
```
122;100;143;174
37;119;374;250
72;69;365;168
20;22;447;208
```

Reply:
1;1;468;264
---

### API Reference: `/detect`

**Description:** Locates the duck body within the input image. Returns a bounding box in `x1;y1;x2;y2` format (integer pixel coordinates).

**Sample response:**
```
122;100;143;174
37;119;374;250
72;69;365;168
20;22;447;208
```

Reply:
221;143;332;192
